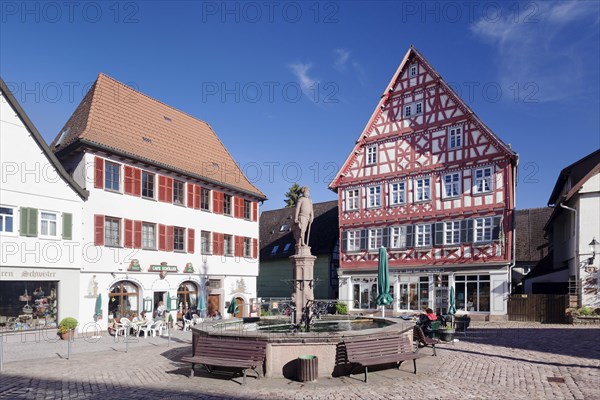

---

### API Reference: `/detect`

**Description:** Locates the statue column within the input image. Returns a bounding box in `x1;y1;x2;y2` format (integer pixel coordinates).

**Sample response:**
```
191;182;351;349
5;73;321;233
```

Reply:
290;246;316;325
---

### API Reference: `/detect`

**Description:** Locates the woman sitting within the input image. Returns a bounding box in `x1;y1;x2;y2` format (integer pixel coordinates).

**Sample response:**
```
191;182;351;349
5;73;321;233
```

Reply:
417;307;437;337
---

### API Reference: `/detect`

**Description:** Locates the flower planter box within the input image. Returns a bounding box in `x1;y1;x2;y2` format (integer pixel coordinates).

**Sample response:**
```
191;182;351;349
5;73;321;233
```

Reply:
439;329;455;342
572;316;600;325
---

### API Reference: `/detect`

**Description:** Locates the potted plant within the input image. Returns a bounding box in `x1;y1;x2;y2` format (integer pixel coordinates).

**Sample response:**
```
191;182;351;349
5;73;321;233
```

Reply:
438;325;455;342
57;317;78;340
335;301;348;315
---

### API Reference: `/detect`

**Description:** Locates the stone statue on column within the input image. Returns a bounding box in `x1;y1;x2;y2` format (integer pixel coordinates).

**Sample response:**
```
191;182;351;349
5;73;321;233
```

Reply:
293;186;314;251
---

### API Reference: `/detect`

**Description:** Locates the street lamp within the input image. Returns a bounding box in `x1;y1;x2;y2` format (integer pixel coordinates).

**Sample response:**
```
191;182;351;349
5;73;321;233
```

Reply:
588;238;599;265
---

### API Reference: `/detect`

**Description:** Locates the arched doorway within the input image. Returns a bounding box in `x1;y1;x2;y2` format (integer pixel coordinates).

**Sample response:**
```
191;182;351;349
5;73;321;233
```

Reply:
108;281;139;319
177;281;198;315
235;297;244;318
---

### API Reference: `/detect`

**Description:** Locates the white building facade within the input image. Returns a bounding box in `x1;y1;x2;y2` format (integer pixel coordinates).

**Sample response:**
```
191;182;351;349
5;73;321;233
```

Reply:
51;74;265;330
0;78;87;332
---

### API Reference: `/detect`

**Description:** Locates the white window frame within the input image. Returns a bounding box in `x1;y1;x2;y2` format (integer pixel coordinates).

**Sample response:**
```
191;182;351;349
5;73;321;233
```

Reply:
104;217;120;247
141;171;155;199
367;186;382;208
39;211;59;239
414;178;431;202
201;230;212;254
0;206;17;236
142;222;156;250
448;126;463;149
346;189;359;211
200;188;211;211
173;180;185;206
368;228;383;250
366;145;377;165
244;237;252;258
409;64;418;77
104;161;121;192
443;172;461;198
223;194;233;216
444;221;461;245
474;217;493;243
347;230;361;252
174;226;185;252
390;226;406;249
223;234;233;256
473;167;493;194
415;224;432;247
389;181;406;206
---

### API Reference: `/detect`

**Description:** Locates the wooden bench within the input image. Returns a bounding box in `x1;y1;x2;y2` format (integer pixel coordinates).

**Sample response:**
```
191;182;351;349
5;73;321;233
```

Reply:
343;335;427;382
181;336;267;385
413;325;440;356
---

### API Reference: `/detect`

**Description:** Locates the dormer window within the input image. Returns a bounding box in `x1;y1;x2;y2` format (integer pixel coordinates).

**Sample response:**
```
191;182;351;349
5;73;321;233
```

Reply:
271;245;279;255
279;224;289;232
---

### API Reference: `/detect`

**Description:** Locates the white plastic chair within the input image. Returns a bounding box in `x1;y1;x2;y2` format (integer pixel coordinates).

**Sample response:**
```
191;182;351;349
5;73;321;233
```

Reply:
137;320;154;338
183;317;193;331
115;317;132;337
150;320;163;337
192;315;203;325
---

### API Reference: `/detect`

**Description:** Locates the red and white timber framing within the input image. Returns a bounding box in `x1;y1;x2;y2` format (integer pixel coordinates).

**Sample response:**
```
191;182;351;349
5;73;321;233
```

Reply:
330;46;518;272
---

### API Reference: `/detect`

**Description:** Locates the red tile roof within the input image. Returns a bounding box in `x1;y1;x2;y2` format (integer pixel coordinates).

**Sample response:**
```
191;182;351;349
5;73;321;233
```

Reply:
52;73;265;199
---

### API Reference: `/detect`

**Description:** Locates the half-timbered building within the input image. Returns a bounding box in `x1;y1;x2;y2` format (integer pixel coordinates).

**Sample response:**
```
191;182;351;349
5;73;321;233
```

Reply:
330;47;517;319
51;73;265;329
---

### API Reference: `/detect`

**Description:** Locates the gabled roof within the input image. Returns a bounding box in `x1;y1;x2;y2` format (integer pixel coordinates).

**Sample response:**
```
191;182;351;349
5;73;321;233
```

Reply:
51;73;265;200
0;77;88;200
515;208;552;262
260;200;339;260
329;46;517;191
547;148;600;206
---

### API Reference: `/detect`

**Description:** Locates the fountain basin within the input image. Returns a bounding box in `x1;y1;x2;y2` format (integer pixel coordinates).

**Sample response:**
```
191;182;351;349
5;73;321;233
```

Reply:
191;317;414;378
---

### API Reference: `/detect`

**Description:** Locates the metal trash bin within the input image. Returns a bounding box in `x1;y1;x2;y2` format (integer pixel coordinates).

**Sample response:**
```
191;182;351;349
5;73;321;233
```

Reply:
298;355;318;382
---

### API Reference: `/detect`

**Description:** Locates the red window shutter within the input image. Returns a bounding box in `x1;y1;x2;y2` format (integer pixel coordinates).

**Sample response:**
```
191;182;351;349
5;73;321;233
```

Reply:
166;177;173;203
94;215;104;246
167;225;174;252
188;228;195;254
133;168;141;196
194;184;201;210
158;224;166;251
158;176;166;202
213;191;223;214
94;157;104;189
124;166;133;195
253;238;258;259
187;183;194;208
213;232;223;255
234;236;244;257
252;202;258;222
235;198;242;218
124;219;133;248
134;221;142;249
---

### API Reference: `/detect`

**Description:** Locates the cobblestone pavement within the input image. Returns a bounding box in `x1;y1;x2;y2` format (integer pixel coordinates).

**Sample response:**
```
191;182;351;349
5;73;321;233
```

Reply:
0;322;598;399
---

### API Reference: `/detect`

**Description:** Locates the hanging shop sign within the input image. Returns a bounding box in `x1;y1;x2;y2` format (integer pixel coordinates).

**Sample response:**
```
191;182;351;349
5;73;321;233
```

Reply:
184;263;194;273
128;259;141;271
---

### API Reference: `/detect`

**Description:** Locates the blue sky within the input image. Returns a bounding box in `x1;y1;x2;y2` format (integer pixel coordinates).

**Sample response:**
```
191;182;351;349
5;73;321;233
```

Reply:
2;1;599;211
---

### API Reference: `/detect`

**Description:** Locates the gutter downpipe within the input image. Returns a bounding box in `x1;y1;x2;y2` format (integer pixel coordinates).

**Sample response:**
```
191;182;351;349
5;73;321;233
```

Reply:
508;159;518;296
559;203;579;304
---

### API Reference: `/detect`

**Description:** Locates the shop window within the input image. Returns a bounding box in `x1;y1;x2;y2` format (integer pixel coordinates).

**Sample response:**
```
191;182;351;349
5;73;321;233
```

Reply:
108;281;139;319
454;275;490;312
0;281;58;330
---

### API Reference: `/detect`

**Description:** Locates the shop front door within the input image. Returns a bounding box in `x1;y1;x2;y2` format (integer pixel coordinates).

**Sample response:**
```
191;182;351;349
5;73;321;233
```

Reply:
235;297;244;318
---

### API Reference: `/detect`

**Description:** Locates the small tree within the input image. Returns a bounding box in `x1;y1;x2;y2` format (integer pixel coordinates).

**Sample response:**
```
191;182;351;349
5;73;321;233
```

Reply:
284;183;303;208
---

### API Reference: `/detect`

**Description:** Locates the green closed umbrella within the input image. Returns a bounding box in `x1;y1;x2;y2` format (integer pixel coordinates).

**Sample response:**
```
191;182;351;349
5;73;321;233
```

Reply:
94;294;102;318
197;280;208;318
376;247;393;317
227;297;239;316
448;286;456;315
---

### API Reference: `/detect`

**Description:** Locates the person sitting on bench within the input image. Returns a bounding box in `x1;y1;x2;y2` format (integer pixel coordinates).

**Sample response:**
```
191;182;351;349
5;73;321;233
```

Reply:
417;307;437;336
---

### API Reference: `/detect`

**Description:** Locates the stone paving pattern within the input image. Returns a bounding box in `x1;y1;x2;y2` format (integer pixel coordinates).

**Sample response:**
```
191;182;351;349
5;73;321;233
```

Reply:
0;322;598;399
